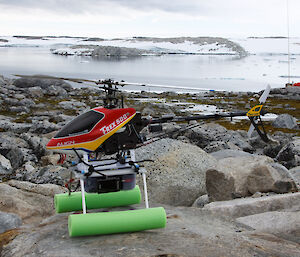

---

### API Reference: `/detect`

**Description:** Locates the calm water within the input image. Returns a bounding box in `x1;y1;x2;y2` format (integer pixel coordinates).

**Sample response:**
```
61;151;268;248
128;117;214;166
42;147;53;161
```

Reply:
0;47;296;92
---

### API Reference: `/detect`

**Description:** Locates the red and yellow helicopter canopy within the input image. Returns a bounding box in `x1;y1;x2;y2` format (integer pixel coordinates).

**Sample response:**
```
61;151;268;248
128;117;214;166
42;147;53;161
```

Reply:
46;107;136;152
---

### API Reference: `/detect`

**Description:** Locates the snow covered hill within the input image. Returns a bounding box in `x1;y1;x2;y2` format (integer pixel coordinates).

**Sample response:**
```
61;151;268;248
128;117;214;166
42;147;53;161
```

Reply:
1;35;299;57
0;36;246;56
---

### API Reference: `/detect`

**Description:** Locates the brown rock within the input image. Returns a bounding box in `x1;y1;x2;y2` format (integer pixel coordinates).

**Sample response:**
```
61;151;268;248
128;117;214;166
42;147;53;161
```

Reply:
0;180;66;224
206;169;235;201
41;154;61;166
206;156;297;202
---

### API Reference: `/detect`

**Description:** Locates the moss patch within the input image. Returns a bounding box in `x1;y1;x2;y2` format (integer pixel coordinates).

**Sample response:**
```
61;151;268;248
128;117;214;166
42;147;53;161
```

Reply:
0;229;20;254
265;98;300;119
216;119;300;136
13;114;32;123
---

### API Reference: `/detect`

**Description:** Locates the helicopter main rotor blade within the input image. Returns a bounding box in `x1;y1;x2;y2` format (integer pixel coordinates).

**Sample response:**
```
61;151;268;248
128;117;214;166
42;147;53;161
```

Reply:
13;74;99;84
119;81;222;92
13;74;128;89
13;74;223;92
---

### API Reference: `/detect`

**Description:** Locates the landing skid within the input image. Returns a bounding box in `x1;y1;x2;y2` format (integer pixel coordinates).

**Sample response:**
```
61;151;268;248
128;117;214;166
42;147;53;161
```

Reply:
54;150;166;237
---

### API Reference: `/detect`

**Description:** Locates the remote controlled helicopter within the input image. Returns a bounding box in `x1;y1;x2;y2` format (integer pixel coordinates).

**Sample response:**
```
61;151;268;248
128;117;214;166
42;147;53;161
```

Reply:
14;74;271;237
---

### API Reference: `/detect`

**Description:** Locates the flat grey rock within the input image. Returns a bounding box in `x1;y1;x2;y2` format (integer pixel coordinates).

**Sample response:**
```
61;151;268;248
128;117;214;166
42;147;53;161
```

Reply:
289;166;300;187
2;205;300;257
236;210;300;244
236;210;300;234
203;192;300;218
0;211;22;234
210;149;252;160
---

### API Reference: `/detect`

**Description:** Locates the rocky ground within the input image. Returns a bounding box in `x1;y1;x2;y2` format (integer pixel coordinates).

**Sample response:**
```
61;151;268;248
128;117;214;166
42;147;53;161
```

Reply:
0;75;299;256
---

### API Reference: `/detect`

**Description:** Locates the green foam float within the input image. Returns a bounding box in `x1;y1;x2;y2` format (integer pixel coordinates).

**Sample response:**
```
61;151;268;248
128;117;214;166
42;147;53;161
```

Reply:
54;185;141;213
68;207;166;237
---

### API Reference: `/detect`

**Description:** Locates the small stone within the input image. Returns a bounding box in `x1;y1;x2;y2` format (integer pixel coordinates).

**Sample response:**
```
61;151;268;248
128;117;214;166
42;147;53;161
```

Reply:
41;155;61;166
192;194;209;208
14;94;25;100
9;106;30;113
28;87;44;97
251;192;263;198
0;154;12;170
24;162;35;173
58;100;86;110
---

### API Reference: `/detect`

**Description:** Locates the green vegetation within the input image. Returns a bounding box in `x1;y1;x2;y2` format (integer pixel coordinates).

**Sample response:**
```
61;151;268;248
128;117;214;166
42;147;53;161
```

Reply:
215;119;300;136
265;98;300;120
14;114;32;123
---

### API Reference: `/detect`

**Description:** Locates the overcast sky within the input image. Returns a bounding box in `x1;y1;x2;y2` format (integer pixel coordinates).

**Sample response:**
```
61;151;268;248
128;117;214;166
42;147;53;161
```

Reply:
0;0;299;38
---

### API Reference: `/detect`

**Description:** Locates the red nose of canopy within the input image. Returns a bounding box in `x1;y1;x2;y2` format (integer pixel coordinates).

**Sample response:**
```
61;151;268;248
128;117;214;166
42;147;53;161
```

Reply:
46;107;136;152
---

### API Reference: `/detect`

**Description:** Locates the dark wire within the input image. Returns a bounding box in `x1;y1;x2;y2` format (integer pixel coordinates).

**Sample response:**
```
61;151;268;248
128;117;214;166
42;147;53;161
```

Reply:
136;121;203;148
72;149;107;177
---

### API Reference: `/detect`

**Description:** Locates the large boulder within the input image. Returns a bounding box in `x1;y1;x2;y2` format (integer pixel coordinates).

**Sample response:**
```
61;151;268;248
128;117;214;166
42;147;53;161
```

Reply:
0;154;12;176
0;211;22;234
203;140;240;153
20;133;49;158
5;147;37;169
206;155;297;202
184;123;253;152
21;165;70;186
3;98;20;106
19;98;35;107
276;139;300;169
44;85;68;97
272;114;298;129
184;123;227;148
27;86;44;97
0;180;66;224
135;139;216;206
259;131;294;158
0;119;32;134
7;180;67;197
0;133;37;170
29;120;59;134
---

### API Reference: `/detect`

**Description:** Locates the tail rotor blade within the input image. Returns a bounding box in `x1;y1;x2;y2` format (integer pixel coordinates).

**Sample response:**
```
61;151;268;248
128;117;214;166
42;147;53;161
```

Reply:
259;84;271;103
248;85;270;138
247;123;255;138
